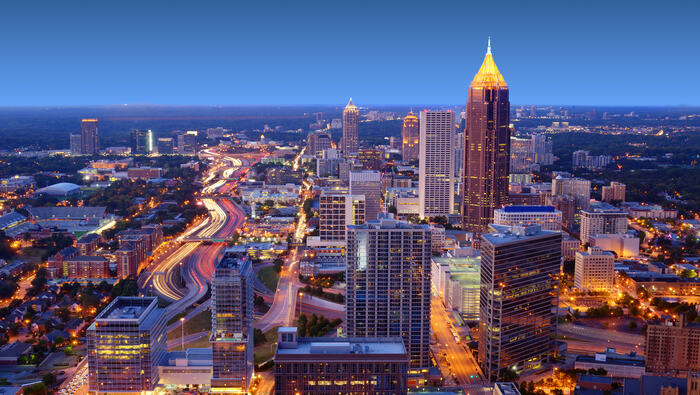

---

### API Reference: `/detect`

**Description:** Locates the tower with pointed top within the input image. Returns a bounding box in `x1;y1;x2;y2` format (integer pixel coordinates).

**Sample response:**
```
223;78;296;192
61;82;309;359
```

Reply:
342;98;359;157
401;111;420;161
461;39;511;233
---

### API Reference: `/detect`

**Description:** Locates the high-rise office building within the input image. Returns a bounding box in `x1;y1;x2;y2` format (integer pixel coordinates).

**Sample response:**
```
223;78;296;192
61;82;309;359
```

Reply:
531;133;553;165
493;205;562;231
462;39;510;233
157;137;175;154
574;246;615;292
274;327;408;395
345;215;432;368
81;118;99;155
546;194;576;230
178;131;198;155
479;224;561;382
401;111;420;161
552;176;591;211
130;129;153;155
342;98;359;157
580;203;628;243
87;297;166;394
419;110;454;219
349;170;381;222
307;131;333;157
510;136;534;173
70;133;82;155
210;250;254;392
319;191;365;243
358;148;383;171
601;181;626;202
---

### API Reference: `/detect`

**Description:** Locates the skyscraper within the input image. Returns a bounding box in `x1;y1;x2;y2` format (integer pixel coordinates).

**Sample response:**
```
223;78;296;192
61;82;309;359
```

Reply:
178;131;198;155
319;191;365;243
462;39;510;233
419;110;454;219
87;297;166;394
211;250;254;393
69;133;82;155
345;215;432;368
157;137;175;154
401;111;420;161
306;131;333;157
479;224;561;382
81;118;99;155
552;175;591;211
130;129;153;155
342;98;359;157
349;170;381;222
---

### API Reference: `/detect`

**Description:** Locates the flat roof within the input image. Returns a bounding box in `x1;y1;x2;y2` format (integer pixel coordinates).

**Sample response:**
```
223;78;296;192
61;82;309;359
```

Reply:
95;296;158;321
499;205;556;213
276;337;406;356
483;224;559;246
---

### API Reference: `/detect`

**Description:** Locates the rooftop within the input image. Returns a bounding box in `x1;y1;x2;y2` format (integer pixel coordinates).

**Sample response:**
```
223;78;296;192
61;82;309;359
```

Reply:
276;337;406;356
499;205;557;213
483;224;559;246
96;296;158;321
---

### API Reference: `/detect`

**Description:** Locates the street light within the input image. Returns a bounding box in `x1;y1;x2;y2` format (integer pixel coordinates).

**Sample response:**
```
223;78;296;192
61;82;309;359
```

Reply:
180;317;185;351
298;291;304;318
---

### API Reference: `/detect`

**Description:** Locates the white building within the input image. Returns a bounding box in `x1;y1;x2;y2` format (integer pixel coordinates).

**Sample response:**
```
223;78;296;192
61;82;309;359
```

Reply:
580;203;628;243
601;182;626;202
418;110;454;219
591;233;640;258
494;205;562;231
552;176;591;211
574;246;615;292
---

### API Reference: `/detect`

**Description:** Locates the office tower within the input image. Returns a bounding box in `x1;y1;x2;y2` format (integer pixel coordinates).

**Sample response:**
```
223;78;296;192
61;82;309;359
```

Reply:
462;39;510;233
178;131;198;155
531;133;553;165
274;327;408;395
493;205;562;231
358;148;384;170
316;149;344;178
211;250;254;392
346;215;432;368
349;170;381;221
580;203;628;243
552;175;591;211
479;224;561;382
319;191;365;243
454;131;465;185
81;118;99;155
130;129;153;155
342;98;359;157
601;182;626;202
572;150;589;169
419;110;455;219
70;134;82;155
646;315;700;374
87;297;166;394
401;111;420;161
510;136;534;173
306;131;333;157
157;137;175;154
546;195;576;230
574;246;614;292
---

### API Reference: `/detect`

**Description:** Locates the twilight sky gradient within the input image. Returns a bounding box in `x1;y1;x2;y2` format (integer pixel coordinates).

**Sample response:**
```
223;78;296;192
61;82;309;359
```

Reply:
1;0;698;106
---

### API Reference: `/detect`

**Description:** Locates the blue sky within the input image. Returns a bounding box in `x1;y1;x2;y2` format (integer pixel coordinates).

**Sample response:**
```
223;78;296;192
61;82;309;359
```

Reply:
1;0;698;106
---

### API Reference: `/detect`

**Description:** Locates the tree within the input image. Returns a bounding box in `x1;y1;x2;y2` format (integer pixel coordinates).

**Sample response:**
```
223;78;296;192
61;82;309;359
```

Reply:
23;382;47;395
253;328;266;346
42;373;57;387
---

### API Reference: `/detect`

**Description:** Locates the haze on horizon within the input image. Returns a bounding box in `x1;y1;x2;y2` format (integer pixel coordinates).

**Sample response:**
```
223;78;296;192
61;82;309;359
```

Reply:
1;0;698;107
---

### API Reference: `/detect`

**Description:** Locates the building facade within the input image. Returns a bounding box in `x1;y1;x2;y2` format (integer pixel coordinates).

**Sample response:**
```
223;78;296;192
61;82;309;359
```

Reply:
210;250;254;393
319;192;365;243
81;118;99;155
601;182;626;202
87;297;167;394
580;203;628;243
401;111;420;161
493;205;562;231
157;137;175;154
462;40;510;233
574;247;615;292
419;110;454;219
345;215;432;368
130;129;153;155
479;224;561;382
646;315;700;374
552;176;591;211
342;98;359;157
307;131;333;157
349;170;382;222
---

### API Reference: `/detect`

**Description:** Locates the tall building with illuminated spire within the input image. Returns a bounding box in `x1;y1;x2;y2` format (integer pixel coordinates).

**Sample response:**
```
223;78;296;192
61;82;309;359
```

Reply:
342;98;359;157
461;38;510;233
401;111;419;161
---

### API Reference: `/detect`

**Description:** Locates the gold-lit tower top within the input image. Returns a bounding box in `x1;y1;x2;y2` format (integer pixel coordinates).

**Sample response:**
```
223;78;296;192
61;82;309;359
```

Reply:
345;97;357;110
470;37;507;89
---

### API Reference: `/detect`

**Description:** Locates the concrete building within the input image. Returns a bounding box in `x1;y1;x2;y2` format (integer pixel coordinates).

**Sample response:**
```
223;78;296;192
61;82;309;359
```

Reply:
479;224;561;382
318;192;365;244
402;111;420;161
574;247;615;292
158;348;213;389
419;110;454;219
346;215;432;368
306;131;333;157
621;202;678;220
574;348;644;379
431;255;481;322
552;176;591;211
562;234;580;261
274;327;408;395
601;182;626;202
580;203;628;243
358;148;384;171
210;250;254;393
493;205;562;231
342;98;359;157
591;233;640;258
81;118;99;155
349;170;382;222
646;315;700;374
87;297;166;394
65;255;110;279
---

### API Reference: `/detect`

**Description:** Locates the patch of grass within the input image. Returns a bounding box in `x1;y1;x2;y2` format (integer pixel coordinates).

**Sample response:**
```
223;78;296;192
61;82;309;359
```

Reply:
257;266;280;292
166;305;196;326
253;326;279;365
168;309;211;341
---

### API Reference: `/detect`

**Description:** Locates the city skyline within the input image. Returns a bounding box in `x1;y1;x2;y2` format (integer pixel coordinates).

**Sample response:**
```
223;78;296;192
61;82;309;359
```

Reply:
1;1;698;106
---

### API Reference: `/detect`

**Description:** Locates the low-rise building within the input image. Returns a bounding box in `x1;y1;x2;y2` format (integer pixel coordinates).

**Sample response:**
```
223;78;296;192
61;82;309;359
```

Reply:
494;205;562;231
646;315;700;374
574;348;645;379
591;233;640;258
